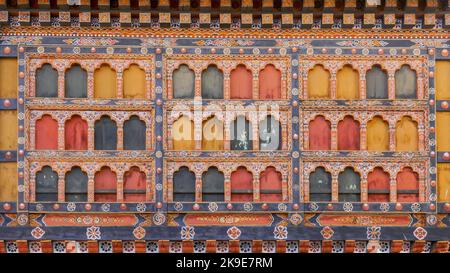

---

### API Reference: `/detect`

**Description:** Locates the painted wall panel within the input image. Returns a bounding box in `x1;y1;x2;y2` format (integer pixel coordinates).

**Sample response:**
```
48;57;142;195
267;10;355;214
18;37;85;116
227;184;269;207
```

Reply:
65;64;87;98
36;64;58;97
202;167;224;202
173;64;195;99
123;64;146;99
230;116;252;150
230;166;253;202
309;115;331;150
35;115;58;150
338;167;361;202
435;61;450;99
396;167;419;202
259;116;281;150
94;167;117;202
337;65;359;99
395;65;417;99
0;110;17;150
173;167;196;202
367;167;390;202
123;116;146;150
367;116;389;151
259;166;282;202
65;115;88;150
438;163;450;202
201;65;223;99
172;116;195;150
94;116;117;150
0;58;17;98
65;167;88;202
366;65;388;99
94;64;117;98
35;166;58;201
337;116;360;150
259;64;281;99
309;167;332;202
202;116;224;150
395;116;418;151
437;112;450;151
308;65;330;99
123;166;146;202
0;162;17;202
230;65;252;99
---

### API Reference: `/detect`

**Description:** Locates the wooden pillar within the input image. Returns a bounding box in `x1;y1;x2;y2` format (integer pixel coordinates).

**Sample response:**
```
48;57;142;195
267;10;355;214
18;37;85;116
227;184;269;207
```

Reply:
253;174;260;202
418;124;425;151
224;174;231;202
194;116;202;150
388;73;395;99
58;172;65;202
88;174;95;202
146;71;152;99
146;172;153;202
117;71;123;98
223;71;230;99
390;176;397;203
331;173;338;202
195;174;202;202
360;123;367;150
30;173;36;202
282;174;288;201
281;122;287;150
58;70;65;98
330;73;337;99
252;72;259;99
252;121;259;150
194;71;202;97
419;173;425;202
331;123;338;150
87;70;94;99
360;72;366;99
58;120;65;150
117;174;124;202
117;123;124;150
389;124;396;151
88;120;95;150
224;118;231;150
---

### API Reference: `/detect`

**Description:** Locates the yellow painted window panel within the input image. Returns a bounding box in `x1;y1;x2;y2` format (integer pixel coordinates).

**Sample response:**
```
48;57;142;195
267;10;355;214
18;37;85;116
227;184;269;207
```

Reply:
436;112;450;151
395;116;418;151
307;65;330;99
337;65;359;99
367;116;389;151
123;64;146;99
0;110;17;150
438;163;450;202
436;61;450;100
202;117;224;150
0;162;17;202
172;116;195;150
0;58;17;98
94;65;117;98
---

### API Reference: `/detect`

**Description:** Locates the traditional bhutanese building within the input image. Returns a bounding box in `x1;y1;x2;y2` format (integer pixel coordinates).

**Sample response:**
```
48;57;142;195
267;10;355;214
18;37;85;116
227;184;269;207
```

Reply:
0;0;449;253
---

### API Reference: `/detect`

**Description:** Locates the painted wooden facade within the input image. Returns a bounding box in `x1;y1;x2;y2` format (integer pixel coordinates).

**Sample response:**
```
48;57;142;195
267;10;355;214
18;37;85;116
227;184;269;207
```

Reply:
0;0;449;253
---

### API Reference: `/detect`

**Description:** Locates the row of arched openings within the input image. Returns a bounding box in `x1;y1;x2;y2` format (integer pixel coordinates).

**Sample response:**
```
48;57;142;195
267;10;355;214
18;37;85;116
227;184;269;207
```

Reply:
35;166;147;202
309;167;419;202
173;64;281;99
35;115;146;150
309;115;419;151
35;63;147;98
173;166;282;202
173;115;281;150
308;64;418;99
